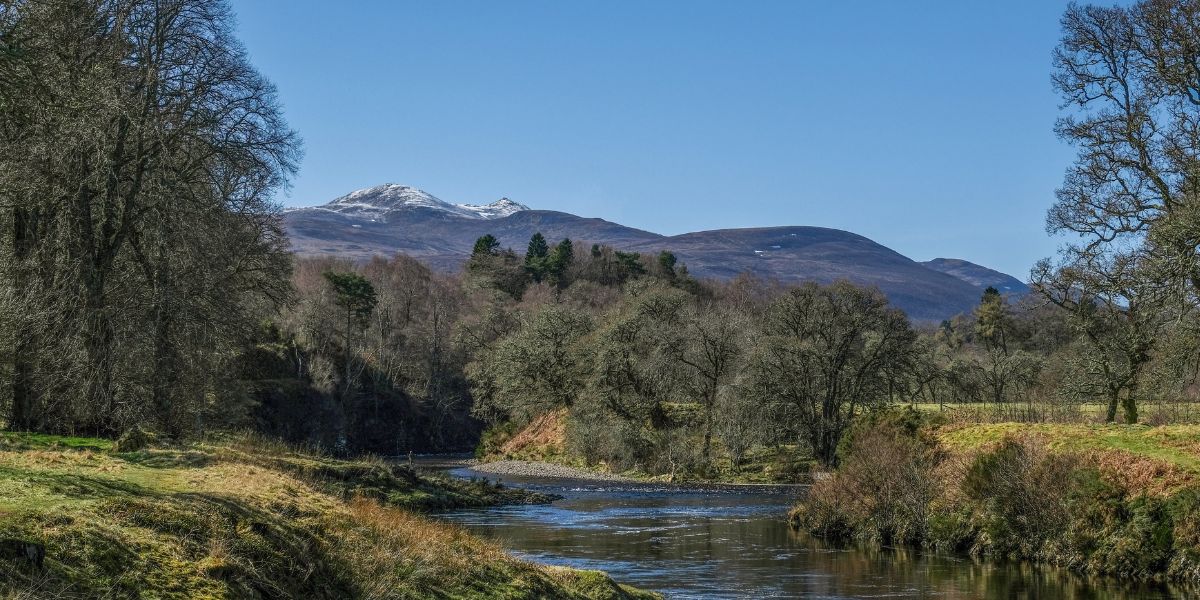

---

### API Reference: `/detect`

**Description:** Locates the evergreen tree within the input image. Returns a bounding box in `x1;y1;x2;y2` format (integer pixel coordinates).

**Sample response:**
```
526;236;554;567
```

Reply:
525;232;550;281
658;251;678;279
472;234;500;257
547;238;574;287
324;271;378;391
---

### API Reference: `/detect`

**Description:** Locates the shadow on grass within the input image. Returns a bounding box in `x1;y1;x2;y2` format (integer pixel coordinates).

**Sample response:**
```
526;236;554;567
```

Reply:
0;466;159;501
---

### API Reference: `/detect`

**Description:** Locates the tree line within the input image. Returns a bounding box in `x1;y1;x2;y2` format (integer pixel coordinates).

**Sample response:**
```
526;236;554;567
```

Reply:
4;0;1200;472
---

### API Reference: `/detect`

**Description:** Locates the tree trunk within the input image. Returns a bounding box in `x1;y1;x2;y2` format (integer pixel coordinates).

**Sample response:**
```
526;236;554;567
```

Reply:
1121;386;1138;424
151;297;177;434
1105;387;1119;423
701;388;715;472
83;278;116;432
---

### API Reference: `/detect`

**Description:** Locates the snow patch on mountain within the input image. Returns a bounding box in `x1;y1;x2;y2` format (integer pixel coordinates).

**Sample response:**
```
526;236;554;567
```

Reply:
287;184;529;220
457;197;528;219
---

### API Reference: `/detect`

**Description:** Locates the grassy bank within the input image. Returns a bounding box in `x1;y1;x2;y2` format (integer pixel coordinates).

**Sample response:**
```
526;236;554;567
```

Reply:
0;432;658;599
790;412;1200;584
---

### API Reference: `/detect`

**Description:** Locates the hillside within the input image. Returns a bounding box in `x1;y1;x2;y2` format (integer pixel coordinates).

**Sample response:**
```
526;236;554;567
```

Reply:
284;185;1022;320
625;227;986;321
920;258;1030;295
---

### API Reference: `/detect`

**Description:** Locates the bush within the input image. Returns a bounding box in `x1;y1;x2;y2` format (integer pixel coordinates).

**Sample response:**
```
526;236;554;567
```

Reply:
962;437;1078;557
791;409;941;544
113;427;154;453
792;419;1200;583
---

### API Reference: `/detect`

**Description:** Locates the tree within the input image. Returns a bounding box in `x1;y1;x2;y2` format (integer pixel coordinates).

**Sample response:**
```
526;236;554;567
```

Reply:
1036;0;1200;423
466;305;591;423
657;251;678;280
1050;0;1200;296
472;234;500;257
1033;253;1167;423
587;288;686;426
972;287;1040;408
546;238;574;287
673;305;746;469
466;235;528;299
0;0;299;434
525;232;550;281
324;271;378;392
750;282;916;466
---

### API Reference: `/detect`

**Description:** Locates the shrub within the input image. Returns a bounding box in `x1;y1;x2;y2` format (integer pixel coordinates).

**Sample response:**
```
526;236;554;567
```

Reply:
792;409;941;544
962;436;1078;557
113;427;154;453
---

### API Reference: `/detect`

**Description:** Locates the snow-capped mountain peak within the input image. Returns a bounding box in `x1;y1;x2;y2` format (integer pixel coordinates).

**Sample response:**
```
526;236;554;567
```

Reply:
457;197;530;219
292;184;530;220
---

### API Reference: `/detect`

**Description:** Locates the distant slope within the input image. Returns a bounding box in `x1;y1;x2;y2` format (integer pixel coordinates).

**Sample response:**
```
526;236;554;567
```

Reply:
920;258;1030;295
624;227;984;321
286;206;662;271
284;185;1020;321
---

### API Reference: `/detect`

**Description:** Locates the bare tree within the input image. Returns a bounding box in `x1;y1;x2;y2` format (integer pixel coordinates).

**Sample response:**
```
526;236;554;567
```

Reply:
0;0;298;434
750;282;916;467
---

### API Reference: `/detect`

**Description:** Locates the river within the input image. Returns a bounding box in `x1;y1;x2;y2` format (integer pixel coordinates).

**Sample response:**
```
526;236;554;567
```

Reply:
433;467;1192;599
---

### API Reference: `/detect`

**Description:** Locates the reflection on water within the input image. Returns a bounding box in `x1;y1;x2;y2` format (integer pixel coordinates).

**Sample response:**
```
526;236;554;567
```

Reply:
435;469;1192;600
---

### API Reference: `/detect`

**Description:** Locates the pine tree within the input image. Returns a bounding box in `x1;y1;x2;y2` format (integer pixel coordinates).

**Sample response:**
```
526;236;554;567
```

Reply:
323;271;378;391
472;234;500;257
547;238;574;287
525;232;550;281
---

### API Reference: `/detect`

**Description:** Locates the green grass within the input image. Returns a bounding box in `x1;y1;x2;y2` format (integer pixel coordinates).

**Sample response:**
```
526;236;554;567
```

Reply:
0;431;114;451
0;432;658;600
937;423;1200;475
909;401;1200;418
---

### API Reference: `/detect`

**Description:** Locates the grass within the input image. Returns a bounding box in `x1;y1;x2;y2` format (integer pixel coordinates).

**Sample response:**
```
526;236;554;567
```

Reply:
908;401;1200;423
938;423;1200;471
0;431;659;599
936;422;1200;496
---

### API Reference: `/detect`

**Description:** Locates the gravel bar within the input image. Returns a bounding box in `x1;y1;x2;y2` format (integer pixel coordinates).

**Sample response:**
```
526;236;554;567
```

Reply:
469;460;634;482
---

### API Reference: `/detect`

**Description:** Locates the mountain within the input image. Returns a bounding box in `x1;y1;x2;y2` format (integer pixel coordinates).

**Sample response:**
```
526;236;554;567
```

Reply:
312;184;530;220
284;185;1021;321
920;258;1030;296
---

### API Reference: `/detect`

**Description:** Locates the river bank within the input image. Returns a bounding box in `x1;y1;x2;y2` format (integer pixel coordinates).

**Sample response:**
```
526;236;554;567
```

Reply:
478;409;815;486
0;432;658;599
435;459;1188;599
792;417;1200;585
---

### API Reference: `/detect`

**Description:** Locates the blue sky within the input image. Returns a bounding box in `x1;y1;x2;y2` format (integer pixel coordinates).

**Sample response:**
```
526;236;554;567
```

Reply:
232;1;1080;279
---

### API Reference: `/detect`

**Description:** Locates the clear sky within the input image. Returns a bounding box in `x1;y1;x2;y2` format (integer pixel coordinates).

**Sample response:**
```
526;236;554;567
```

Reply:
231;1;1082;280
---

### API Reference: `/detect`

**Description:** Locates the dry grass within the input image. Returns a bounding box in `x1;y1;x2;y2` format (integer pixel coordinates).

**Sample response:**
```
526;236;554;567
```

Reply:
500;408;568;457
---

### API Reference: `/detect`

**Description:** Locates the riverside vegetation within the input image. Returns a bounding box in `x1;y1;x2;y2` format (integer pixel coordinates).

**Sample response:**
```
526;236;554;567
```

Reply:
0;431;654;599
4;0;1200;594
791;411;1200;583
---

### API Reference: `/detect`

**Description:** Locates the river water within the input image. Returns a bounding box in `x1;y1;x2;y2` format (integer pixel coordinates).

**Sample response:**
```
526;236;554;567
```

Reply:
434;468;1192;599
